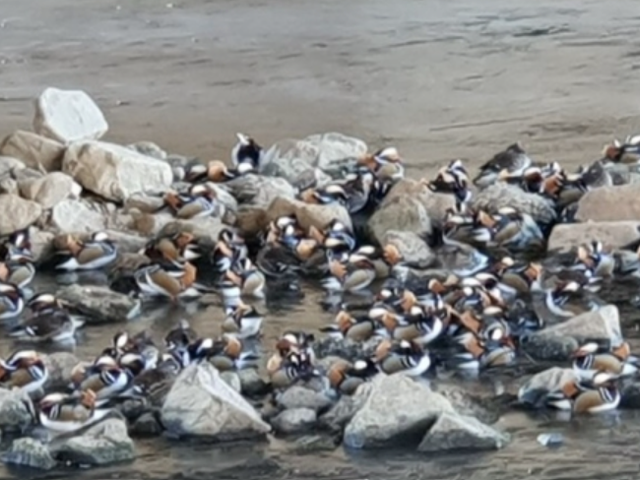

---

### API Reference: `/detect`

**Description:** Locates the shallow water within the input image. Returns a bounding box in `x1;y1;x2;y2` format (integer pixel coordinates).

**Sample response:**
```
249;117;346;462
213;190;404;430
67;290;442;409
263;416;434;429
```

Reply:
1;273;640;480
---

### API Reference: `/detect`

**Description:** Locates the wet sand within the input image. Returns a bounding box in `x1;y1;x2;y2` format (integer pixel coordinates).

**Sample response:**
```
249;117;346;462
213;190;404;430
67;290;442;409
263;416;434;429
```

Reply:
2;0;640;172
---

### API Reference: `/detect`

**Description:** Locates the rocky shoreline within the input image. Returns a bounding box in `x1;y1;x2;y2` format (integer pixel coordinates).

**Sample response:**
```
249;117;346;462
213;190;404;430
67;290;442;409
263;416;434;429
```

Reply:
0;87;639;472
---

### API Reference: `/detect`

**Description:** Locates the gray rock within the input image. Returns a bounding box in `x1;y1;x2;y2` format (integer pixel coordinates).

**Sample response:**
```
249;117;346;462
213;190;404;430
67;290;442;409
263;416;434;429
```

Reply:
271;408;317;434
0;177;18;195
267;196;353;233
381;179;456;228
2;438;56;470
34;87;108;143
18;172;82;209
103;230;147;255
0;156;26;176
320;388;370;432
127;141;167;160
431;383;500;425
13;167;45;182
226;174;296;208
382;230;435;268
237;368;269;397
56;284;141;324
50;198;108;233
291;434;338;453
0;389;35;433
206;182;239;214
160;363;271;440
368;196;432;246
220;371;242;393
41;352;80;390
0;194;43;235
157;216;225;245
277;386;334;413
576;183;640;222
517;367;578;408
123;193;165;214
417;412;509;452
29;227;56;264
129;412;163;436
54;418;135;466
62;140;173;202
314;337;383;363
0;130;64;172
523;305;621;361
344;373;454;449
548;221;640;252
472;183;556;225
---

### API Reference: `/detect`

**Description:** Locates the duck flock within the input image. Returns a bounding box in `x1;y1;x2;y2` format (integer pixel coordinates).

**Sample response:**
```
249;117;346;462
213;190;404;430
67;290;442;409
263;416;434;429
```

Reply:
1;132;640;436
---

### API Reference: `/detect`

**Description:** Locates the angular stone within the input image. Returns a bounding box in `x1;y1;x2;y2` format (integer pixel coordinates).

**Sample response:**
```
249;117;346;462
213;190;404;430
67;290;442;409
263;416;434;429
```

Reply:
472;183;557;225
418;412;509;452
0;130;65;172
33;87;108;143
18;172;82;209
576;183;640;222
56;284;142;324
0;389;34;433
50;199;107;233
548;221;640;252
225;174;296;208
382;230;435;268
0;194;42;235
267;196;353;232
368;196;431;245
2;438;56;470
62;140;173;202
271;408;317;434
276;386;334;413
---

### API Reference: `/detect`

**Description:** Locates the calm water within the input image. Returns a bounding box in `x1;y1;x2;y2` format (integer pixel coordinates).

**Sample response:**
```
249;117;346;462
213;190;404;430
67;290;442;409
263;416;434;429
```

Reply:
1;273;640;480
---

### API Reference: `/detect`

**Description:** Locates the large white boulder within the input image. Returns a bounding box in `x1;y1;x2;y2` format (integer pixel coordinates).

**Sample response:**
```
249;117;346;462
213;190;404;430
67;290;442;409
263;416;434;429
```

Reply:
33;87;108;143
62;140;173;202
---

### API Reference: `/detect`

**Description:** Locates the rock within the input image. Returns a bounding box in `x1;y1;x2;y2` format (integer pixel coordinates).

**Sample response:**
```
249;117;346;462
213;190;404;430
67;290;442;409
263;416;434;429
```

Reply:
343;373;454;449
2;438;56;470
41;352;80;390
381;179;456;228
160;363;271;440
237;369;269;397
271;408;317;434
33;87;108;143
62;141;173;202
235;206;271;239
382;230;435;268
127;141;167;160
129;412;163;436
314;337;383;363
263;133;367;178
523;305;621;360
517;367;578;408
368;196;431;246
431;383;500;425
220;371;242;393
0;389;34;433
575;183;640;222
50;198;108;233
472;183;557;225
267;197;353;232
291;434;338;453
0;130;65;172
225;174;296;207
0;194;43;235
18;172;82;209
29;227;56;264
123;193;165;214
56;284;142;324
54;418;135;466
158;216;225;245
320;391;369;432
277;386;334;413
103;230;146;255
207;182;239;214
417;412;509;452
537;432;564;447
548;221;640;252
0;177;18;195
0;156;26;176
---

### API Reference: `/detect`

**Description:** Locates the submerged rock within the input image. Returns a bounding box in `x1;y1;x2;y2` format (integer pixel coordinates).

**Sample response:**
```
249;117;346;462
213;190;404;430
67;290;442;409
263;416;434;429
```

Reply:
417;412;509;452
343;373;454;449
53;418;135;466
160;363;271;440
548;221;640;252
0;194;43;235
0;130;65;172
56;284;142;324
2;438;56;470
33;87;108;143
523;305;621;361
271;408;317;434
62;140;173;202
